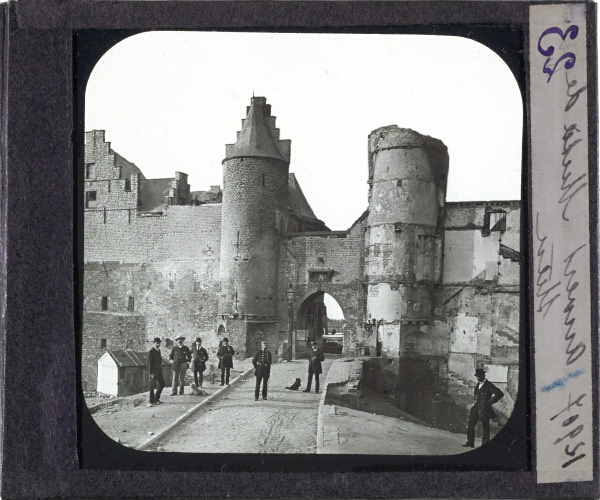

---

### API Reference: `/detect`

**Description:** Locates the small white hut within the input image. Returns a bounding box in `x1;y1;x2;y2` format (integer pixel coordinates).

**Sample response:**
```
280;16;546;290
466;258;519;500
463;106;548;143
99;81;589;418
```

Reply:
97;349;172;397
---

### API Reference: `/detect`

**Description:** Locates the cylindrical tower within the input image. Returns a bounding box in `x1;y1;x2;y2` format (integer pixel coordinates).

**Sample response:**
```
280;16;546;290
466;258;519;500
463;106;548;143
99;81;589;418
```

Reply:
219;97;291;355
366;126;448;356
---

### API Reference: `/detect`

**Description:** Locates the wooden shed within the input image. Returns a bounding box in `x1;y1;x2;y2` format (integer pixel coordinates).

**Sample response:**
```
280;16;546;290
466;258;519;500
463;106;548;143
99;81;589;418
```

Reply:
97;349;172;397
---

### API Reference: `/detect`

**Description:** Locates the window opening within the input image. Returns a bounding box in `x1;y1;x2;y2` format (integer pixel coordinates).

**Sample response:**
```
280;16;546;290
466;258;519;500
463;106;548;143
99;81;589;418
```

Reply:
86;191;97;208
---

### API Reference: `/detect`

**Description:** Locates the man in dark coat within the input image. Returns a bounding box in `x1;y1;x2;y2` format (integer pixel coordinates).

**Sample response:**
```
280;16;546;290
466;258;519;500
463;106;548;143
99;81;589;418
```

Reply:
146;337;165;407
217;337;235;386
304;341;325;393
191;337;209;388
463;368;504;447
169;336;191;395
252;341;272;401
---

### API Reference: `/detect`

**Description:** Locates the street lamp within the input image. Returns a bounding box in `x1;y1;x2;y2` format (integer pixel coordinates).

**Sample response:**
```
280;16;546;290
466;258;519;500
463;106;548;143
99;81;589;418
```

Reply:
286;285;295;362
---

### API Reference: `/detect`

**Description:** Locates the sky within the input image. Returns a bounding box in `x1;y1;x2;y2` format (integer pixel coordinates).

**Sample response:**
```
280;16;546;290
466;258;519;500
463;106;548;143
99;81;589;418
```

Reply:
86;31;523;236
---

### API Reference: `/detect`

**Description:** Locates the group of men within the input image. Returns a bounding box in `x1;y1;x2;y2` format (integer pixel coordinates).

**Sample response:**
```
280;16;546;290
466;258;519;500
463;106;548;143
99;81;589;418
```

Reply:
251;340;325;401
145;335;234;407
147;335;502;448
146;335;326;406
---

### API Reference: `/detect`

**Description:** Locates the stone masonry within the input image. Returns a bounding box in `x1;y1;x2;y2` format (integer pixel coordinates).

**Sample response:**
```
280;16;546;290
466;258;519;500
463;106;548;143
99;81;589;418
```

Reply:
83;96;521;433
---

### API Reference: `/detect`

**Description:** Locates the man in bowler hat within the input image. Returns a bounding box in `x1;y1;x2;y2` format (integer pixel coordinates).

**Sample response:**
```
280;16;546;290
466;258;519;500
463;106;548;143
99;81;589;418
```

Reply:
217;337;235;386
463;367;504;447
304;341;325;393
252;341;272;401
146;337;164;407
169;335;191;395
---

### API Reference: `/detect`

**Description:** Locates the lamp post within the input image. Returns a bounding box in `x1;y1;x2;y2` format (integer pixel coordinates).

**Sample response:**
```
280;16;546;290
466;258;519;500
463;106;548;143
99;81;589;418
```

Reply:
286;285;295;362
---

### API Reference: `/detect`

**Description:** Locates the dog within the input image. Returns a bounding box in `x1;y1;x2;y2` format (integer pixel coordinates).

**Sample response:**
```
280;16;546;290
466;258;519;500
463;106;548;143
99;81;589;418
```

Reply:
285;378;301;390
190;383;206;396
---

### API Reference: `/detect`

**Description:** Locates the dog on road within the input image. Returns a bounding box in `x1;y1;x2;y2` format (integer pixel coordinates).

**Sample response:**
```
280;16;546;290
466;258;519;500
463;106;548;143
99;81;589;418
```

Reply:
285;378;301;390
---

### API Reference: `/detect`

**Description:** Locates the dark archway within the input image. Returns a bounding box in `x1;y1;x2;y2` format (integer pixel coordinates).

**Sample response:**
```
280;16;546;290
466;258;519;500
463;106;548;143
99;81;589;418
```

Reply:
296;292;346;357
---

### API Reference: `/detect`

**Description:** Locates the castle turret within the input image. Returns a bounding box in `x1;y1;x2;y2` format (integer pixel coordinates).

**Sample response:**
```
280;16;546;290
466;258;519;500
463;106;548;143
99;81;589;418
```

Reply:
219;97;291;356
366;126;448;356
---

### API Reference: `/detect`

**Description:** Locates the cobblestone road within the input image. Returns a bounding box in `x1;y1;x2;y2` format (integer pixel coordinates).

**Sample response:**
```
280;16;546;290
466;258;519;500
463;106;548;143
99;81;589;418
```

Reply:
153;358;334;453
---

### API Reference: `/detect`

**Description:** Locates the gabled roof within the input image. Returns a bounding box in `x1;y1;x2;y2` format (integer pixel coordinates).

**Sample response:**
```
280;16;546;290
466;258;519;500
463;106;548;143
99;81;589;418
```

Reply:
101;349;170;368
288;173;318;221
114;152;146;180
225;100;288;163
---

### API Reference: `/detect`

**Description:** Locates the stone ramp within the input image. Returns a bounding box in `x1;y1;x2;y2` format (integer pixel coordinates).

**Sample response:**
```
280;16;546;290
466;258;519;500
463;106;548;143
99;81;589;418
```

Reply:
321;404;477;455
318;358;479;454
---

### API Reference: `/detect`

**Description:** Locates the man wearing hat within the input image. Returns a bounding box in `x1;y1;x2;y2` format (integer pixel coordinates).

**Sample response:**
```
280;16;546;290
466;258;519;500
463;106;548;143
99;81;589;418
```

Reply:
169;336;191;395
146;337;165;407
252;341;272;401
463;367;504;448
304;341;325;393
191;337;209;388
217;337;235;386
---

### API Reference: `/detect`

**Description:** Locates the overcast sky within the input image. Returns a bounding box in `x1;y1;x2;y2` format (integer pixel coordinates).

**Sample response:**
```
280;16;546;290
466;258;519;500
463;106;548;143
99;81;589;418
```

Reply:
86;31;522;233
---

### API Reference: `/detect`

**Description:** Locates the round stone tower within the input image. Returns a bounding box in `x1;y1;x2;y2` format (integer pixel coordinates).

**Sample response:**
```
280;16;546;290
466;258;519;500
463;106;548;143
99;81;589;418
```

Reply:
366;126;448;356
219;97;291;356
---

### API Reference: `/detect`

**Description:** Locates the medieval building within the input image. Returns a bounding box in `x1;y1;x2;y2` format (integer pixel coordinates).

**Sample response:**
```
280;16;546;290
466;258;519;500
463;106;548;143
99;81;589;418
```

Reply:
83;96;520;431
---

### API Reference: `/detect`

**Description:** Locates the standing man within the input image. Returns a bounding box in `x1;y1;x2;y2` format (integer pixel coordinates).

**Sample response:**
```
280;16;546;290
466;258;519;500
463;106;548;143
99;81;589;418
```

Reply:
462;368;504;448
169;336;191;395
252;341;272;401
146;337;164;407
304;341;325;393
217;337;235;386
191;337;209;388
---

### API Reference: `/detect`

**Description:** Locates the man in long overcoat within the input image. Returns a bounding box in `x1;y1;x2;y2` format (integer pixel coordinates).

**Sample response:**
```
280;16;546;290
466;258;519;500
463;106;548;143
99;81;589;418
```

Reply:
463;367;504;447
217;337;235;386
191;337;209;388
304;341;325;393
146;337;164;406
252;341;272;401
169;336;191;395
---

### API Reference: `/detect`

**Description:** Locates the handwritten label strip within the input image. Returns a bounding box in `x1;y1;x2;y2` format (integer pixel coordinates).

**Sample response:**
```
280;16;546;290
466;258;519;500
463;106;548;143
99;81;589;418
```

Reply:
530;3;593;484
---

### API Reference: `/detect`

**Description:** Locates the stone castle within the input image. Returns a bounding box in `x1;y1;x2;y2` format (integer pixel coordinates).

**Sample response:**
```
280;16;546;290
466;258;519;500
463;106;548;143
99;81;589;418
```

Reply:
83;96;521;431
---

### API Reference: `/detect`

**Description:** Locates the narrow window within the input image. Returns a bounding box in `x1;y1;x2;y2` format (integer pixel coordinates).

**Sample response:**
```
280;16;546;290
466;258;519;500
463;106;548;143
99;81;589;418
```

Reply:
100;338;107;348
124;178;131;191
127;296;134;312
262;173;265;187
101;296;108;311
85;163;96;180
85;191;97;208
126;339;133;349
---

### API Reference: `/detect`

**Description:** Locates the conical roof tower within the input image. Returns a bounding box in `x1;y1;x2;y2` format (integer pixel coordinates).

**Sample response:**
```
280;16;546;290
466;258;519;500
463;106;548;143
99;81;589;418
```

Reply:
224;96;290;163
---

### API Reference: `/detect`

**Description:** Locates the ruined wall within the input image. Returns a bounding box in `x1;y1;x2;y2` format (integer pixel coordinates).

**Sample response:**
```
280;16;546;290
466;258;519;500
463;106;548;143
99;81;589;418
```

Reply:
365;126;449;358
443;202;520;285
363;200;520;435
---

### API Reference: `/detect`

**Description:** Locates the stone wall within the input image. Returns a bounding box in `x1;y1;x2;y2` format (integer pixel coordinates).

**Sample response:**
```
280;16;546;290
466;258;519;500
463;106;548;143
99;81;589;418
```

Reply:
219;157;288;319
279;217;368;354
81;312;146;391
